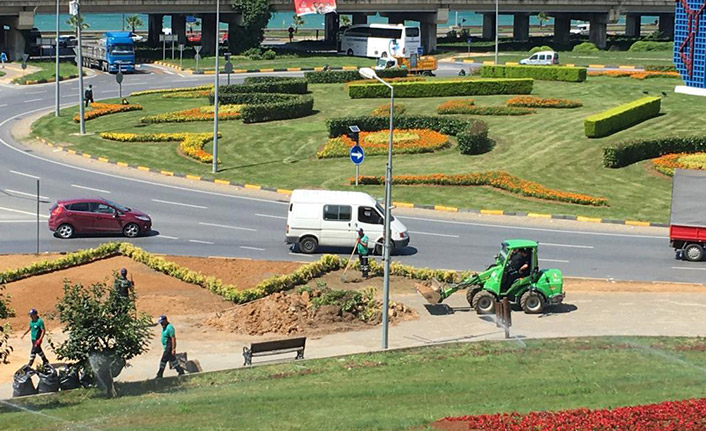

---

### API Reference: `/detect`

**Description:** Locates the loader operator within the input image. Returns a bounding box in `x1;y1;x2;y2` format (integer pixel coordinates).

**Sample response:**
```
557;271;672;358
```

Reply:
505;248;531;289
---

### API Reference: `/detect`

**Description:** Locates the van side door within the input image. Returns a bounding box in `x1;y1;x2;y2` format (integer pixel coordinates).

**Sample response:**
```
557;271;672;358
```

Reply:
321;204;356;247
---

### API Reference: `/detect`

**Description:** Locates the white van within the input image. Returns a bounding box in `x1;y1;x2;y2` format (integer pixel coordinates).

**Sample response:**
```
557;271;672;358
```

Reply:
519;51;559;65
570;23;590;36
285;189;410;254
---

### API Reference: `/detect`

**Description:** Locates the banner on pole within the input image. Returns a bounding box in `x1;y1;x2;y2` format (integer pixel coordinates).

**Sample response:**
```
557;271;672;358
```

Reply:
293;0;337;16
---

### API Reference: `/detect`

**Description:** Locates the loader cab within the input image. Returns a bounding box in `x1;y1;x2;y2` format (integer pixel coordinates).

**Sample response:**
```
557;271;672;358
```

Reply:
499;240;539;292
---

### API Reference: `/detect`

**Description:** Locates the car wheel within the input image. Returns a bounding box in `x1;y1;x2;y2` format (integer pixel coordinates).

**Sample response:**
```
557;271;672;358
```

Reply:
122;223;140;238
685;244;704;262
347;49;354;56
299;236;318;254
380;51;388;58
520;290;546;314
374;241;384;256
472;290;496;314
56;224;74;239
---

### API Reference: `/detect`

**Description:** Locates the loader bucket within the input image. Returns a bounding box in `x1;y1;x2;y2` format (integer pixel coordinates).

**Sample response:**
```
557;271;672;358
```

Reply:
415;279;446;305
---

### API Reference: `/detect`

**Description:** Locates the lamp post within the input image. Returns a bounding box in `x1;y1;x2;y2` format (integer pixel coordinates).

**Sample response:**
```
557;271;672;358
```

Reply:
55;0;60;117
359;67;393;349
212;0;220;174
70;0;86;134
494;0;499;64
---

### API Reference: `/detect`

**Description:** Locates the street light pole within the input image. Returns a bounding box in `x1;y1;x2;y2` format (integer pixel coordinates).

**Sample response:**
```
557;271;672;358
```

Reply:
212;0;220;174
71;0;86;134
359;67;393;350
55;0;60;117
494;0;499;64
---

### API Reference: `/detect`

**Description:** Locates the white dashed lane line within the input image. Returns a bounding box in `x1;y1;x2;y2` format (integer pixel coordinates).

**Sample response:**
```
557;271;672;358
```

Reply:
198;222;256;232
189;239;214;245
541;242;594;249
152;199;207;209
408;231;459;238
255;213;286;220
240;246;265;251
72;184;111;194
672;266;706;271
539;258;570;263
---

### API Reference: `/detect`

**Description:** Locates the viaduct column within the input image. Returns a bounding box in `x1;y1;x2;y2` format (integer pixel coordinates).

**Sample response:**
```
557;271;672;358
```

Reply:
625;14;641;37
352;14;367;25
147;14;164;47
589;13;608;49
325;13;339;43
482;13;496;40
171;14;187;45
513;13;530;41
659;14;675;39
552;13;571;47
200;13;216;56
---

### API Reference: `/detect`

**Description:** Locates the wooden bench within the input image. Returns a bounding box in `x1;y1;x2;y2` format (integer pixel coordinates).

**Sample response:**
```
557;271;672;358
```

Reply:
243;337;306;366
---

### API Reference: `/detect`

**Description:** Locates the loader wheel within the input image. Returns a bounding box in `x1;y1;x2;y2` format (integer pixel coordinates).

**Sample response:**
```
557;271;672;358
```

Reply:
520;290;545;314
472;290;496;314
684;244;704;262
465;288;480;307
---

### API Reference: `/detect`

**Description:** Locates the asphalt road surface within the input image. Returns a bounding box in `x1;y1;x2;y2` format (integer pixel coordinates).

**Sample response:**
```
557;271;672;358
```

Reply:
0;62;704;283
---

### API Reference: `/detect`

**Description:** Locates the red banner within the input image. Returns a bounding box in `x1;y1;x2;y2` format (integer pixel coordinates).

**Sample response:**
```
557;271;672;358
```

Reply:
293;0;337;16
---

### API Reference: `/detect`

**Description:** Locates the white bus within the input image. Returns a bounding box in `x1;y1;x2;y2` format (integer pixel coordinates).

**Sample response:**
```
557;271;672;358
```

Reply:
338;24;421;58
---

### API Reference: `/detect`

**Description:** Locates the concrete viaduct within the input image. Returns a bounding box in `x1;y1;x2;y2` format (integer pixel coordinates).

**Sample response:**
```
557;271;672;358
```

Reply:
0;0;674;60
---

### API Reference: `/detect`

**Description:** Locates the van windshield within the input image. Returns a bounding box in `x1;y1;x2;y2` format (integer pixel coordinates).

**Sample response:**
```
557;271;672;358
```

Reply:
375;203;394;221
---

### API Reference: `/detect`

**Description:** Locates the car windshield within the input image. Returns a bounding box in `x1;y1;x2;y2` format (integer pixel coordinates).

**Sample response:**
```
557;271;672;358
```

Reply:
375;202;394;221
105;200;129;212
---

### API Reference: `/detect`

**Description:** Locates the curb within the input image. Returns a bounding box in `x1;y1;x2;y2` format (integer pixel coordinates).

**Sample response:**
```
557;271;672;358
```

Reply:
152;60;362;75
16;74;82;86
36;137;668;228
453;59;646;71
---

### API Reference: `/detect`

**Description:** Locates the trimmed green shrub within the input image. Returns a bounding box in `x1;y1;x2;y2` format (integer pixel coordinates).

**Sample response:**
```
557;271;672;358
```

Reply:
305;68;408;84
645;64;677;72
529;45;553;54
240;95;314;123
348;79;533;99
572;42;599;53
243;76;300;84
603;136;706;168
438;105;535;116
262;49;277;60
584;96;661;138
481;65;586;82
629;41;674;52
458;121;492;154
220;78;308;94
377;68;409;79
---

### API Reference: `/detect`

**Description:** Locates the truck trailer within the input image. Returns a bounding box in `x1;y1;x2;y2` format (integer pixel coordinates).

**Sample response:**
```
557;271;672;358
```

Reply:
670;169;706;262
81;31;135;73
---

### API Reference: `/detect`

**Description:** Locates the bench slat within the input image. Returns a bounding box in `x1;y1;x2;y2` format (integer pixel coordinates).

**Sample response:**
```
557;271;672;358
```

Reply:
250;337;306;354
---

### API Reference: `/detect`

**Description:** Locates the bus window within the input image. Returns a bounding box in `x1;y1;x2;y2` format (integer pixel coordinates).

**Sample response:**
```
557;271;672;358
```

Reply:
405;27;420;38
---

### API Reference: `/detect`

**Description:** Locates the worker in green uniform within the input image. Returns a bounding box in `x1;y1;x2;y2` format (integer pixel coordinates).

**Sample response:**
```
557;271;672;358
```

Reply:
356;228;370;278
20;309;49;367
156;315;185;378
113;268;134;299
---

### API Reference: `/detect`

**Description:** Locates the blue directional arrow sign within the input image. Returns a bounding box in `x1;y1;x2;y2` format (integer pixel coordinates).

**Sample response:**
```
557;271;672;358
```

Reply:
349;145;365;165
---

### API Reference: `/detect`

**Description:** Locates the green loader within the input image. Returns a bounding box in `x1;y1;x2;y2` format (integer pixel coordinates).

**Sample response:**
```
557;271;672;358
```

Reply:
417;239;565;314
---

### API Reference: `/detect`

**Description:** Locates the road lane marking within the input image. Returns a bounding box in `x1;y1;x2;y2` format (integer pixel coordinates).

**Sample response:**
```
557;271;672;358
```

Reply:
0;220;41;223
24;98;43;103
409;230;459;238
189;239;214;245
10;170;40;179
159;235;179;240
539;258;570;263
72;184;111;194
289;252;315;258
398;215;666;240
5;189;50;200
0;206;49;218
152;199;207;209
255;213;286;220
240;246;265;251
672;266;706;271
541;242;594;249
198;222;256;232
26;91;44;95
0;104;7;108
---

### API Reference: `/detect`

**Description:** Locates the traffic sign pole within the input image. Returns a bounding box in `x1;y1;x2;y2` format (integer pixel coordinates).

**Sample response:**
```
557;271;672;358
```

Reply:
355;165;359;186
348;125;364;187
178;44;184;70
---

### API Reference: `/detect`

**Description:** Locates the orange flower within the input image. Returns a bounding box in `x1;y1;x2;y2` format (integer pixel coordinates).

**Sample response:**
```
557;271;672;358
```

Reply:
588;70;680;80
506;96;582;108
317;128;450;158
73;102;143;123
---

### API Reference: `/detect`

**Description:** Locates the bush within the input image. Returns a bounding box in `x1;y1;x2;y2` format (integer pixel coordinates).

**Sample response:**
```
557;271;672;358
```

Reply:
457;121;492;154
506;96;583;108
304;68;408;84
645;64;677;72
481;65;586;82
437;99;534;115
348;79;533;98
262;49;276;60
572;42;599;53
529;45;553;54
239;95;314;123
603;136;706;168
242;47;262;60
377;68;409;79
584;96;661;138
629;41;674;52
371;103;406;116
220;78;308;94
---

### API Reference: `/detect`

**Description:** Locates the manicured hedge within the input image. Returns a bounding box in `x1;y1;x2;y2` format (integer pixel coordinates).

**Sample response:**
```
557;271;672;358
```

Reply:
481;65;587;82
326;115;492;155
603;136;706;168
305;68;408;83
348;79;533;99
219;78;308;95
584;96;661;138
211;92;314;123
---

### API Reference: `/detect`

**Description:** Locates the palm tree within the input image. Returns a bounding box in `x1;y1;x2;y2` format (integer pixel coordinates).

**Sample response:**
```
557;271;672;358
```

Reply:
292;14;305;33
66;15;89;36
339;15;351;27
125;15;143;33
537;12;549;29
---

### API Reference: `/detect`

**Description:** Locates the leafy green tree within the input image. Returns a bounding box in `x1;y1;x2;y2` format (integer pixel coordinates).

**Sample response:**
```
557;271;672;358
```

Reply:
0;285;14;364
537;12;549;28
339;15;351;27
66;15;89;36
228;0;272;53
54;277;152;396
125;15;143;33
292;14;305;33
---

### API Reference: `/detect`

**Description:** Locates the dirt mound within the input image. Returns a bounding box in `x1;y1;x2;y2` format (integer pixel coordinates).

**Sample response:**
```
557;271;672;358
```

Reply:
207;290;416;337
164;256;303;289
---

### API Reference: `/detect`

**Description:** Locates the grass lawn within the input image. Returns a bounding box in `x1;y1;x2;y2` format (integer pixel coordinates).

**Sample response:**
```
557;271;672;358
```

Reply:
162;54;376;71
0;70;5;77
4;337;706;430
452;50;673;66
32;74;691;222
12;61;82;85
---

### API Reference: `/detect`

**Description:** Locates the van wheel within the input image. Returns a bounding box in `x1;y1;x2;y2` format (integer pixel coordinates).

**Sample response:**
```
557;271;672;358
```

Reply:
685;244;704;262
347;49;354;56
299;236;318;254
380;51;388;58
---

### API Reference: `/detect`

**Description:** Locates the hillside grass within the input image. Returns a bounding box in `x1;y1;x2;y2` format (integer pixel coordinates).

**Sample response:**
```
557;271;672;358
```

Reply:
4;337;706;430
31;74;691;222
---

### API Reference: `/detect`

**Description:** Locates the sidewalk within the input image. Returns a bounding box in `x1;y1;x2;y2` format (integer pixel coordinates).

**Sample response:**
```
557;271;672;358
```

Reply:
0;63;40;85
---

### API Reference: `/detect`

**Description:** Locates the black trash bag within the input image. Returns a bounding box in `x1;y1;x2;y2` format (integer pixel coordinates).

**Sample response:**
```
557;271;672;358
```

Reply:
56;364;81;391
12;366;37;397
88;351;125;397
36;364;60;393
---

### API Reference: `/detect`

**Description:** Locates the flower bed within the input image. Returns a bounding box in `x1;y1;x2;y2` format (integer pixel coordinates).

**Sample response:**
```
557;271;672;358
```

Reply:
99;132;218;163
436;397;706;431
652;152;706;176
73;102;143;123
130;85;213;97
162;90;212;99
506;96;583;108
588;70;681;80
437;99;534;115
353;171;608;206
140;104;242;123
316;129;451;158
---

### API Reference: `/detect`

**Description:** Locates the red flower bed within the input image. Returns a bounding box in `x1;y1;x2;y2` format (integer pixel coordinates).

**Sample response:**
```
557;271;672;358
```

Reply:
435;397;706;431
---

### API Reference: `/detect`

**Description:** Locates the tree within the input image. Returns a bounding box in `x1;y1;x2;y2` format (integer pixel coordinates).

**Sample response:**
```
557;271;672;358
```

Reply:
228;0;273;53
66;15;89;36
339;15;351;27
292;14;305;33
125;15;143;33
537;12;549;29
54;277;152;397
0;284;14;364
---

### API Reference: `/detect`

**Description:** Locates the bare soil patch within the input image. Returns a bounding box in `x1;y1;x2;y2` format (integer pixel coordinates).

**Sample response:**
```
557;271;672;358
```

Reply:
164;256;303;289
565;277;705;293
0;253;63;273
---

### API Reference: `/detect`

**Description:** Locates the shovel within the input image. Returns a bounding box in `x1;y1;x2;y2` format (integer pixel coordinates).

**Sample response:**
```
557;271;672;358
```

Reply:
340;247;358;282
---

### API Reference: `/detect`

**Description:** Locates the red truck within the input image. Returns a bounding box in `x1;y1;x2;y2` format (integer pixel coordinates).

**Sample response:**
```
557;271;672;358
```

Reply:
670;169;706;262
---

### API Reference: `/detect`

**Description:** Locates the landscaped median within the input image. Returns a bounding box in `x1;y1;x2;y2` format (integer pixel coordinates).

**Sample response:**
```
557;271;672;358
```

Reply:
99;132;219;163
74;102;143;123
603;135;706;168
480;64;587;82
584;96;661;138
348;78;534;98
317;129;451;158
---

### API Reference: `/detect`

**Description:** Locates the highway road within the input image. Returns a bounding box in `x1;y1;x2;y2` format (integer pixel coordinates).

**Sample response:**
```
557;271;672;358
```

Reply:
0;62;704;284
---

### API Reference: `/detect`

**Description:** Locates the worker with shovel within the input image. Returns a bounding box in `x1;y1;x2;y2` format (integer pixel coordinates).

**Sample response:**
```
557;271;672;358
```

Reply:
114;268;134;299
356;228;370;278
156;315;185;378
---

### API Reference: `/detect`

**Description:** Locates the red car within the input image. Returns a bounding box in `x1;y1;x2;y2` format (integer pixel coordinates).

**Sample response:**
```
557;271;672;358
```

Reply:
49;198;152;239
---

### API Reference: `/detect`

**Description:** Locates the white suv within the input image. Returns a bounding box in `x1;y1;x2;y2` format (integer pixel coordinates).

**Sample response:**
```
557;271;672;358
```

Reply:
519;51;559;65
